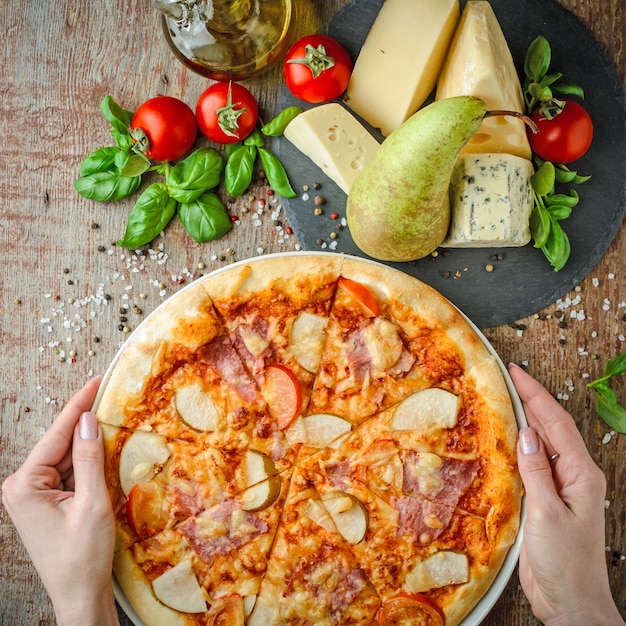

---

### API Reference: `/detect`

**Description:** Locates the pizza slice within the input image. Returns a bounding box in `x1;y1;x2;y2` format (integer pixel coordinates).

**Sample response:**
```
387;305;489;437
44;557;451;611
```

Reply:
247;466;381;625
303;452;512;626
113;475;289;626
95;295;298;471
308;257;498;425
102;424;286;553
201;255;343;430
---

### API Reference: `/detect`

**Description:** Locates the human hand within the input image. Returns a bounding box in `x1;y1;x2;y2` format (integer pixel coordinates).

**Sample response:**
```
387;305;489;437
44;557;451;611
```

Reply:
509;363;625;626
2;377;120;626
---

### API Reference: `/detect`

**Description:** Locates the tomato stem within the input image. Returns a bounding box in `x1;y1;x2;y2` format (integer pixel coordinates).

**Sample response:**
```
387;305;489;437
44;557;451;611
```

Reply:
286;44;335;78
216;81;247;139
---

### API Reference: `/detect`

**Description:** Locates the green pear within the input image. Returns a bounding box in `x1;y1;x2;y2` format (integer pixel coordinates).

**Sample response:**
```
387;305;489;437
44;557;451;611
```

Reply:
346;96;488;262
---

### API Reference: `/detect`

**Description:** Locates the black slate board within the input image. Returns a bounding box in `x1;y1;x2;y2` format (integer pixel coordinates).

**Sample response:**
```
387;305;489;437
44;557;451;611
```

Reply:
273;0;626;329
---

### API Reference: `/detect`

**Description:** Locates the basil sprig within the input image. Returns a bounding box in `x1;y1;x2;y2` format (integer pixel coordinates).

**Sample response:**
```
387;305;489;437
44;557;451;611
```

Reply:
523;36;590;271
224;107;302;198
587;351;626;433
529;160;589;271
523;35;584;119
115;149;229;248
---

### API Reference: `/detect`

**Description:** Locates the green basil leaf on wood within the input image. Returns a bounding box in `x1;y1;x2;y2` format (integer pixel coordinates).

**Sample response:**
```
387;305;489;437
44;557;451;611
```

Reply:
116;182;176;248
79;146;120;176
178;192;233;242
167;148;224;203
74;170;141;202
225;145;256;198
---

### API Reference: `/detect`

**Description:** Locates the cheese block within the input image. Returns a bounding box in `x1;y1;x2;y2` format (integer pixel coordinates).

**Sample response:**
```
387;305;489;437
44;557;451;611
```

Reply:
283;103;379;195
436;1;531;159
441;153;534;248
344;0;460;137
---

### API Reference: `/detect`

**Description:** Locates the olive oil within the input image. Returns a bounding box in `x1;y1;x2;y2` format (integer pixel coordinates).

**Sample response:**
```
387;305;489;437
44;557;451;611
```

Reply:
154;0;295;81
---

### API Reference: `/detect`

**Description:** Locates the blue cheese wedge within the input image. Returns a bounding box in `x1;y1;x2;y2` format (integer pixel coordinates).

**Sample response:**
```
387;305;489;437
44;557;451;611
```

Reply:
442;153;534;248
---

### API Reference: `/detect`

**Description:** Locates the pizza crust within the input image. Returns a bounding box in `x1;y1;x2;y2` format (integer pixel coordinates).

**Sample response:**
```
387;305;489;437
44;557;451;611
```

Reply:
114;550;191;626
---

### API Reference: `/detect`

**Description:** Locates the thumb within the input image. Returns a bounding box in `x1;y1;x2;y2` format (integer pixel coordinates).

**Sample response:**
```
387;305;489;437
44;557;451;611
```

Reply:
517;427;559;508
71;411;109;505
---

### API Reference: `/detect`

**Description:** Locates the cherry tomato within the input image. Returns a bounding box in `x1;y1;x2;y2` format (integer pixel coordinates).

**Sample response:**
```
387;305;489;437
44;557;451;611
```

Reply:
528;99;593;164
283;34;353;103
196;81;259;144
126;482;170;540
376;592;445;626
263;364;303;429
130;96;197;162
338;276;380;316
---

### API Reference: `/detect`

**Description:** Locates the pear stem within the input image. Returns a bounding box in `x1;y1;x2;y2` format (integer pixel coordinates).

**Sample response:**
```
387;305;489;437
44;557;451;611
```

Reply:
486;109;539;134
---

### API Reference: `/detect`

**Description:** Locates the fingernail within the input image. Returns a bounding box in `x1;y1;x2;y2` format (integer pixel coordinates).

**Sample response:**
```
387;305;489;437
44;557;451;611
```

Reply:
79;411;99;440
519;427;539;455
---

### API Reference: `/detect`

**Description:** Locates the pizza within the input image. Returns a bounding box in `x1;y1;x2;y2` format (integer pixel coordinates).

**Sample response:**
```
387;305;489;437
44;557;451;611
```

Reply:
94;253;522;626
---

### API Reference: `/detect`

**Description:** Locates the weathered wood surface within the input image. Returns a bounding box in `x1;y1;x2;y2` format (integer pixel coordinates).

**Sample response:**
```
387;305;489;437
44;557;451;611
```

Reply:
0;1;624;624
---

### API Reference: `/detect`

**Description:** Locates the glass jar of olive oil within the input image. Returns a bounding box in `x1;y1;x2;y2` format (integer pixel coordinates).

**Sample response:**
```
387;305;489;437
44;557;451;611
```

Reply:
154;0;295;81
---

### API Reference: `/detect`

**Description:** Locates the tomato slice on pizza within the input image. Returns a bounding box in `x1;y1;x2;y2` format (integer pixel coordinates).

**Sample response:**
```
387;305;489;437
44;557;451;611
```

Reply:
376;592;445;626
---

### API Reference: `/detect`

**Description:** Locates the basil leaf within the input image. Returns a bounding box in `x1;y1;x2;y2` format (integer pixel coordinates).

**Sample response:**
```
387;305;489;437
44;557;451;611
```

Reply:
167;148;224;203
603;351;626;379
116;183;177;248
224;141;242;160
80;146;120;176
101;96;134;148
100;96;134;133
554;164;591;185
541;219;570;271
261;106;303;137
547;190;579;208
545;204;572;221
540;72;564;88
178;192;233;242
244;129;266;148
258;148;296;198
74;170;141;202
553;83;585;99
593;384;626;433
531;161;555;196
120;153;151;177
524;35;551;82
225;145;256;197
530;204;551;248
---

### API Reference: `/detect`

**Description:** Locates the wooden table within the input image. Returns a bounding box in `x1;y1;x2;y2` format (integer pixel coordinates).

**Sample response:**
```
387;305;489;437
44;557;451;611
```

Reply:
1;1;624;624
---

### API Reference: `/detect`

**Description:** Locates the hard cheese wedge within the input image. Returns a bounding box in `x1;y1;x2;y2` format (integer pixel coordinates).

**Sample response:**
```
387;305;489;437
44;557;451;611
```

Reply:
441;153;534;248
344;0;460;137
283;103;379;194
436;0;531;159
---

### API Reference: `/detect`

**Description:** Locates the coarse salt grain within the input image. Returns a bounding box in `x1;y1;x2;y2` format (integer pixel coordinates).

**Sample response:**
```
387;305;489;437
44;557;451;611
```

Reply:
592;277;599;287
602;432;612;444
